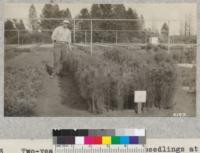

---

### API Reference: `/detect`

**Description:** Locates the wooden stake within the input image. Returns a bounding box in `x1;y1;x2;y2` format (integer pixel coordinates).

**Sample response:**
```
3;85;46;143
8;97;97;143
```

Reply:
137;103;142;114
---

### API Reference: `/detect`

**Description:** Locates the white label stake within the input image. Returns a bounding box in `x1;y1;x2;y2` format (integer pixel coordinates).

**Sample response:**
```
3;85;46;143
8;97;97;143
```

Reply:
134;91;147;114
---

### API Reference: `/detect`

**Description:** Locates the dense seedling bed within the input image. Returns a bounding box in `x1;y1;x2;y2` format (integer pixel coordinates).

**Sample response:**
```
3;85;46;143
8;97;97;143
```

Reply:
64;45;177;113
5;63;44;116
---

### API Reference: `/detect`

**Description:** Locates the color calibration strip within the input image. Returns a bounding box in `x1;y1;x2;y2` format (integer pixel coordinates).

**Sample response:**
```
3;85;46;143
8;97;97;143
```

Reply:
53;129;146;145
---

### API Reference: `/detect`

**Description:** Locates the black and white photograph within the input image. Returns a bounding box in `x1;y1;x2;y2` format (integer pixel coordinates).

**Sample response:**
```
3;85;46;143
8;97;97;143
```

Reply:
4;2;197;117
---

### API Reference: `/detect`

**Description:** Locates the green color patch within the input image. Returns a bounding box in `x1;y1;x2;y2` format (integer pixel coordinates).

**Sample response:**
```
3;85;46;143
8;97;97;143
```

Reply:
111;136;120;144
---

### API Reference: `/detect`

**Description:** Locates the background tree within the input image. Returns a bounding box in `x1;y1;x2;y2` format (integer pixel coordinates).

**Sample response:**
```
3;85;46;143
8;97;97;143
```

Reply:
5;19;27;44
90;4;102;18
40;4;61;30
76;8;90;43
160;22;169;43
40;3;73;43
29;4;39;31
5;20;15;31
59;8;72;18
40;4;72;29
126;8;140;30
90;4;102;42
111;5;127;42
14;20;26;30
137;15;145;43
123;7;140;42
113;5;126;25
98;4;114;42
140;15;145;30
14;19;28;44
5;20;17;43
86;4;142;43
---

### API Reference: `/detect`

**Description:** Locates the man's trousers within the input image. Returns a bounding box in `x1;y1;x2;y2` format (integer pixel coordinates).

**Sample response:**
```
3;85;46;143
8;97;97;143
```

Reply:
53;43;68;75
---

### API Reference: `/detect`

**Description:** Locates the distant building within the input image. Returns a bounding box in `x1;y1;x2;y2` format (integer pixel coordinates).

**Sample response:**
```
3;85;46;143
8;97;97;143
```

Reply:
149;36;159;45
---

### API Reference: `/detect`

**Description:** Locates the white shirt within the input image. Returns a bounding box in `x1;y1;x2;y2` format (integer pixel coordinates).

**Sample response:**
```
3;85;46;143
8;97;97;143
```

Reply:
51;26;71;43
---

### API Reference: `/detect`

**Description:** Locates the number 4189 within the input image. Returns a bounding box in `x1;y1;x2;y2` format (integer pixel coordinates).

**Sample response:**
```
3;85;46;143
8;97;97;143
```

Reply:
173;113;186;117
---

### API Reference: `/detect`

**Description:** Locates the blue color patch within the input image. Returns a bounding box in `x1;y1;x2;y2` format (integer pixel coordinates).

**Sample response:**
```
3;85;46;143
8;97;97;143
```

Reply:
120;136;129;144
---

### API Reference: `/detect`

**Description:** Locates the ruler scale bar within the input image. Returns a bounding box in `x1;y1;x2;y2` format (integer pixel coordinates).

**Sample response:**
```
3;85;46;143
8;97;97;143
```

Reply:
54;145;146;153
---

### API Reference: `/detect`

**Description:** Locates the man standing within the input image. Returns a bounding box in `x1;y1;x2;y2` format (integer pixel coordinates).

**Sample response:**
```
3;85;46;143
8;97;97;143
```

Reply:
51;19;72;78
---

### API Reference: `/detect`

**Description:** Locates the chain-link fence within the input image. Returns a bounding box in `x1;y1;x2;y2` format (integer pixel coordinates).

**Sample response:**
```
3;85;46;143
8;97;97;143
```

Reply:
5;18;197;60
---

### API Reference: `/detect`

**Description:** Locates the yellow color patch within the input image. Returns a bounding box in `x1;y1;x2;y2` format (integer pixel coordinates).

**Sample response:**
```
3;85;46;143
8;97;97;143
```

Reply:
102;136;111;144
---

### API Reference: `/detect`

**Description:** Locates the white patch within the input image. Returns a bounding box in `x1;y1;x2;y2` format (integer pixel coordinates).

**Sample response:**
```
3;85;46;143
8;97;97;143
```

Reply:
134;91;147;103
150;37;159;45
75;137;84;144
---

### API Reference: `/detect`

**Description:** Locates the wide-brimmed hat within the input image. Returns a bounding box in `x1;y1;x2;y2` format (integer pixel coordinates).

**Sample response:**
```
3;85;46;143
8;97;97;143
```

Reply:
63;19;70;24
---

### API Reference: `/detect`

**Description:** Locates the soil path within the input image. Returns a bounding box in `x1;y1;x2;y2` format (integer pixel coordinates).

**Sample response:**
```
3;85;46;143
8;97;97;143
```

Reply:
34;72;91;117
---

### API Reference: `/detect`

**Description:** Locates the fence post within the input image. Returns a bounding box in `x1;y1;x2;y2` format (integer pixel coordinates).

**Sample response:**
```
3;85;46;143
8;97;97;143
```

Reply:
90;20;93;55
115;31;118;44
167;20;170;53
85;31;87;44
144;31;147;50
73;19;76;43
17;30;20;46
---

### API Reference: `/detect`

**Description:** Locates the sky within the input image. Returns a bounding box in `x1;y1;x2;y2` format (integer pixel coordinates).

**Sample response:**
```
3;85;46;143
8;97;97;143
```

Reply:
5;3;197;35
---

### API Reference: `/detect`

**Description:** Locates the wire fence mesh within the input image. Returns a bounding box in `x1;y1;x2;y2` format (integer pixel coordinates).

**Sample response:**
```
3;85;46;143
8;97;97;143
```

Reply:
4;18;197;61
